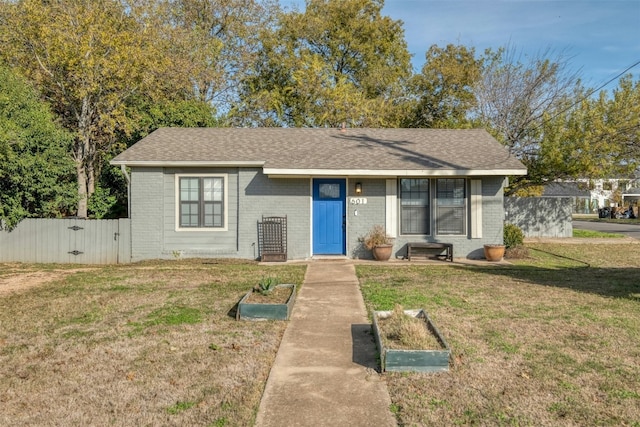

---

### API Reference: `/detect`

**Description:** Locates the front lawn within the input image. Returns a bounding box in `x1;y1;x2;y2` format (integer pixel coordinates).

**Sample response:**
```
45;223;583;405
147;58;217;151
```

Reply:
3;244;639;426
0;260;306;426
358;243;640;426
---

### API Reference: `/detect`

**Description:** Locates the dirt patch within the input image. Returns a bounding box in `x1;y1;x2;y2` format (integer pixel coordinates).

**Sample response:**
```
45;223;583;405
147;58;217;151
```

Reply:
0;269;93;296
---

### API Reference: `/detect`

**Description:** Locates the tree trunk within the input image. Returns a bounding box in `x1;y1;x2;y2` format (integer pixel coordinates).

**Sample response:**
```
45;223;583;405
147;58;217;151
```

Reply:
76;158;88;218
74;96;93;218
87;158;95;202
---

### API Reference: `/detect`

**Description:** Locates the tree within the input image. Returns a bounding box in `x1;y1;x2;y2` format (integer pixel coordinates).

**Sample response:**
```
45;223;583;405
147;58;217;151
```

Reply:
587;75;640;175
0;65;76;230
472;47;583;193
502;73;639;192
404;44;482;128
0;0;193;218
164;0;279;115
234;0;412;127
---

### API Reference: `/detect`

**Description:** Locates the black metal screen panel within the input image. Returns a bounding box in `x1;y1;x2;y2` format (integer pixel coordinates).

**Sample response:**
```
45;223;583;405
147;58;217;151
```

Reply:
258;216;287;262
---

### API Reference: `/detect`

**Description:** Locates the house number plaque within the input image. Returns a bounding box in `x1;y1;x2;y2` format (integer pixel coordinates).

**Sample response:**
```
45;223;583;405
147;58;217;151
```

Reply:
350;198;367;205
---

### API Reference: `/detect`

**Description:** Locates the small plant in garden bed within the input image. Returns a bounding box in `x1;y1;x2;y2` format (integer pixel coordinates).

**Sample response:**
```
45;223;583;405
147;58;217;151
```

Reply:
243;277;295;305
377;305;443;350
253;276;278;295
245;285;293;304
238;278;297;320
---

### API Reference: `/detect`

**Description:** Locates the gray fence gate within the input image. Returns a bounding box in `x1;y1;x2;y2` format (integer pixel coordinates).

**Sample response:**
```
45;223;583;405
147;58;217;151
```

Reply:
0;218;131;264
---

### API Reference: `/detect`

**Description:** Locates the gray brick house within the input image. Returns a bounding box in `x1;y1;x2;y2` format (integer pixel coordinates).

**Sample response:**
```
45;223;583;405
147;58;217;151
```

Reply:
111;127;526;261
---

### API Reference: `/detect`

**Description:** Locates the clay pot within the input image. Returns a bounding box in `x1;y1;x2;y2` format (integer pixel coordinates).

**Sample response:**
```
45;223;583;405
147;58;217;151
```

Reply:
483;244;505;262
372;244;393;261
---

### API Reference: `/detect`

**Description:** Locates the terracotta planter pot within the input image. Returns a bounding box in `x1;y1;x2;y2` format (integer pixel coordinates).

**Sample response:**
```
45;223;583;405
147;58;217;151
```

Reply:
372;244;393;261
484;244;505;262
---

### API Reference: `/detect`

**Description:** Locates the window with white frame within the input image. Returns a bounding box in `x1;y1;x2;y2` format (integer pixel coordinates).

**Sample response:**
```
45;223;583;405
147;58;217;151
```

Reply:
400;178;430;235
178;175;225;229
436;178;466;235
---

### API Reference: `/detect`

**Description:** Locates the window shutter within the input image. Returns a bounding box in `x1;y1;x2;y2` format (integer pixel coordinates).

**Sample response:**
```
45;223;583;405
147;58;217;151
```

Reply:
386;179;398;237
471;179;482;238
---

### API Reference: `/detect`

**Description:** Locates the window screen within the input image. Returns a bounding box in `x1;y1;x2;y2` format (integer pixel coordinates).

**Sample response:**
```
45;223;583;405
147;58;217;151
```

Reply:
400;178;429;235
436;178;465;235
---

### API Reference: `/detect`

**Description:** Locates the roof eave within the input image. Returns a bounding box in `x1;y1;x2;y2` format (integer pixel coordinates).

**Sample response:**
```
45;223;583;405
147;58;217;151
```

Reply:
110;160;266;167
263;168;528;178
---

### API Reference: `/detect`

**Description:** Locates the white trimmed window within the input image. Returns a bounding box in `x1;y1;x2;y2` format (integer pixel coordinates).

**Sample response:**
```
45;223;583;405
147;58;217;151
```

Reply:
400;178;430;235
176;174;227;230
436;178;466;235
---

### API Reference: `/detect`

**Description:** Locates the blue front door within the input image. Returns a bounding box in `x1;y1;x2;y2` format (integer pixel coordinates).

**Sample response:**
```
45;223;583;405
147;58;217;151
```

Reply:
313;179;346;255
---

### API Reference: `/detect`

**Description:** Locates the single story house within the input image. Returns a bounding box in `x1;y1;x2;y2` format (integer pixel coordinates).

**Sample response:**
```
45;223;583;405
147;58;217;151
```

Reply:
542;182;594;214
110;127;526;261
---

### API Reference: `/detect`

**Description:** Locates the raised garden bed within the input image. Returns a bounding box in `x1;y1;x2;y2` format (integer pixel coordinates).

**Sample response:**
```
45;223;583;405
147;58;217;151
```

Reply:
236;283;296;321
372;308;450;372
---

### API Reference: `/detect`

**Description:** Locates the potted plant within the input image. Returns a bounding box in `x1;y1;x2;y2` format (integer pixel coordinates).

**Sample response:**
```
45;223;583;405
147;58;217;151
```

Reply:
484;223;525;261
362;225;394;261
483;244;505;261
236;277;297;321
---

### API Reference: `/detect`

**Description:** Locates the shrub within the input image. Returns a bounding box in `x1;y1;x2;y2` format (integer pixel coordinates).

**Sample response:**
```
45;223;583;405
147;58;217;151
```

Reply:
504;223;524;248
362;224;393;250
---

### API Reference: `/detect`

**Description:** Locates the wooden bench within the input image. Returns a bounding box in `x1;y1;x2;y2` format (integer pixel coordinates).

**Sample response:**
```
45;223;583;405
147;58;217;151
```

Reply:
406;242;453;262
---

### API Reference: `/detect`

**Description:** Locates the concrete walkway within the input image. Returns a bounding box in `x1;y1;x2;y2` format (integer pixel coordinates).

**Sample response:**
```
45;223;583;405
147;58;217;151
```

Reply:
254;261;396;427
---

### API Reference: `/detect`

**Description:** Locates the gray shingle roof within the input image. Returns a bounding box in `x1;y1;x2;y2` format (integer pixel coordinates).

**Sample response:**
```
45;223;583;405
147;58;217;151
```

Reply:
111;127;526;175
623;187;640;195
543;182;591;197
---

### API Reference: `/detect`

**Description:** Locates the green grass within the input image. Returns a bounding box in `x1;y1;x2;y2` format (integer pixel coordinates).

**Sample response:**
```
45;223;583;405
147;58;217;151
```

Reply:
127;304;203;336
166;400;197;415
573;215;640;225
572;228;625;238
358;242;640;426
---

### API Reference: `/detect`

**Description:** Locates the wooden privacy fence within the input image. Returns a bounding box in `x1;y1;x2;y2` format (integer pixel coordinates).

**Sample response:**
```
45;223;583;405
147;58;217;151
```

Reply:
0;218;131;264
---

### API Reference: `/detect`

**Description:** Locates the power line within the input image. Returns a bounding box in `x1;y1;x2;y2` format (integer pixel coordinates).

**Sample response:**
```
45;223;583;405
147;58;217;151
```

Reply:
584;59;640;99
509;58;640;149
484;61;640;172
546;59;640;125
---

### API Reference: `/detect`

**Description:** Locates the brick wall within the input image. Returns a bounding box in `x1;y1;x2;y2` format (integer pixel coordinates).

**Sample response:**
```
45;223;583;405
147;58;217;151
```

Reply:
129;168;510;261
130;168;164;261
238;169;311;260
346;177;506;260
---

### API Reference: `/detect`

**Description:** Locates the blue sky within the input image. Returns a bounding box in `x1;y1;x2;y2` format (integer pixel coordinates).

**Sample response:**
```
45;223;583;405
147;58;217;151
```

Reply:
281;0;640;91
